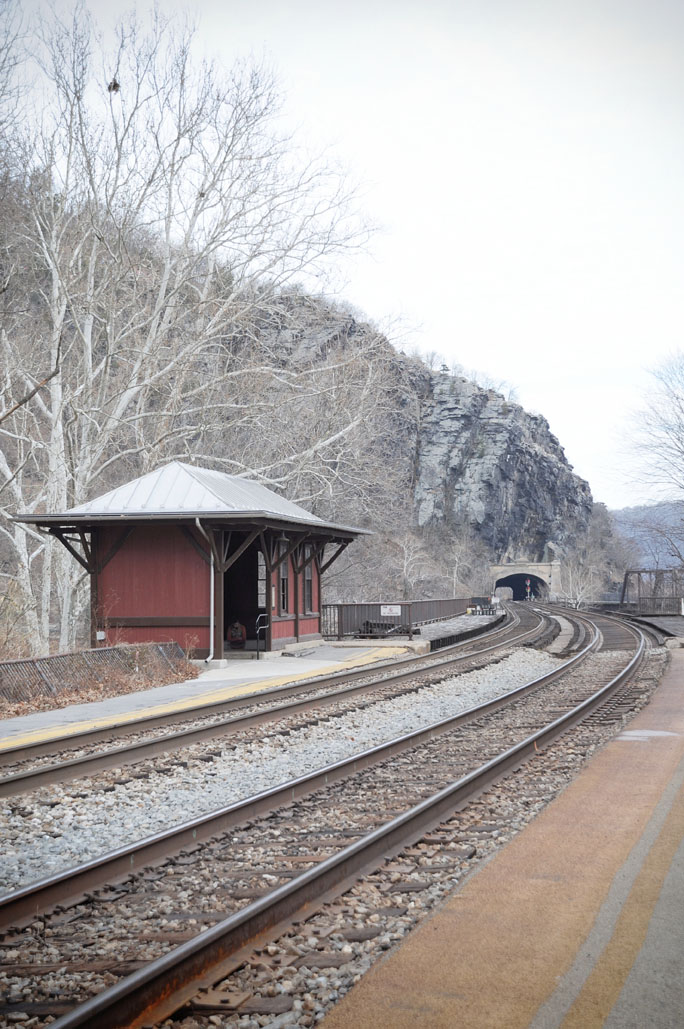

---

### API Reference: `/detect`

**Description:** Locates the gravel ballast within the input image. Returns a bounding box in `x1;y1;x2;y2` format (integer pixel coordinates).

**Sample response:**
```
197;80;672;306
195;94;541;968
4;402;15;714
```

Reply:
0;648;564;894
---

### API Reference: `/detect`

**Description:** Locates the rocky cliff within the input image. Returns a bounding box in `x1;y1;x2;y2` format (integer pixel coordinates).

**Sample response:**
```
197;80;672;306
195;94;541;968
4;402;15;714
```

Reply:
407;367;593;561
230;295;594;565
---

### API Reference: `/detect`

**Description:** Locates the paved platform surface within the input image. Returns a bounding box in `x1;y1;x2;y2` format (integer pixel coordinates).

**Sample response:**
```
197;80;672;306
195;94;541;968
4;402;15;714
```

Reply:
415;613;497;642
321;651;684;1029
0;643;411;752
633;615;684;638
544;610;575;654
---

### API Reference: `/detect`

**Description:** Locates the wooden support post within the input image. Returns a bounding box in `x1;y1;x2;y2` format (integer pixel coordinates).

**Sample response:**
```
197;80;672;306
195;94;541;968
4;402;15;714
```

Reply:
260;531;274;653
214;536;224;659
90;569;98;649
294;550;300;642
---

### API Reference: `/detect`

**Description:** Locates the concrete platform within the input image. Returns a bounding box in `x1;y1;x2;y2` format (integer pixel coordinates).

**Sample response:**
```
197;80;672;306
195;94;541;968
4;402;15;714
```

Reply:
321;651;684;1029
632;615;684;639
544;610;576;654
0;643;411;752
415;612;497;642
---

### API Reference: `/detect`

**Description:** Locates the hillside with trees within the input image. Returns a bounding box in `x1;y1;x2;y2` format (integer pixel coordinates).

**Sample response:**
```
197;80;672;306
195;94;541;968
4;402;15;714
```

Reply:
0;3;631;655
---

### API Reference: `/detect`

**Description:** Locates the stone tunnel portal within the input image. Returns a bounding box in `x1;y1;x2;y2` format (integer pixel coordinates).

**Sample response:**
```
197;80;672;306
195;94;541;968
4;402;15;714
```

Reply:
495;572;548;601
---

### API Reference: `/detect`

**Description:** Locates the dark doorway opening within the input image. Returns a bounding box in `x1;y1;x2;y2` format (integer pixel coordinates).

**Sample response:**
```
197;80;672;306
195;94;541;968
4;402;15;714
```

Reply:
223;537;265;650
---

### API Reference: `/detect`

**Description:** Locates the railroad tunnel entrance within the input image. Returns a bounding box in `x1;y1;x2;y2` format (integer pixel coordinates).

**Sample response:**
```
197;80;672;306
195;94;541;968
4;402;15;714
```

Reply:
490;559;561;601
494;572;548;601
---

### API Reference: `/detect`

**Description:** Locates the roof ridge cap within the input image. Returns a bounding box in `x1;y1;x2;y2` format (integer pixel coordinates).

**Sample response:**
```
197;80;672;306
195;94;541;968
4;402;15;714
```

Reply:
177;462;227;506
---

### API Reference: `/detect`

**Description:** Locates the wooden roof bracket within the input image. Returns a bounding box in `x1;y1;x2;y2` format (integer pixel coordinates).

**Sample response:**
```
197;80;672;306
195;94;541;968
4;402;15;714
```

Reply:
290;534;316;574
270;531;308;571
220;528;261;574
301;540;326;574
319;539;351;575
48;528;94;573
196;522;221;569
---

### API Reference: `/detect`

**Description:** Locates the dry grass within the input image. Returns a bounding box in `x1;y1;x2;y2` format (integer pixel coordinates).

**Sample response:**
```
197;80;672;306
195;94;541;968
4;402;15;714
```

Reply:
0;652;198;720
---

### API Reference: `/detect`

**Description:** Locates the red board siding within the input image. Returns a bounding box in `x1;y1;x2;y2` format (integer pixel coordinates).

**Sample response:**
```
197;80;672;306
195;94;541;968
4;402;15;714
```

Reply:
104;625;209;651
298;616;319;635
269;555;321;643
97;525;209;617
272;617;295;640
95;525;210;650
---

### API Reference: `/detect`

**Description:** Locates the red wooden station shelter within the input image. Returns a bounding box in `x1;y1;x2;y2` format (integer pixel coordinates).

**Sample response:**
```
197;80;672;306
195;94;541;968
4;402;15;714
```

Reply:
18;462;366;657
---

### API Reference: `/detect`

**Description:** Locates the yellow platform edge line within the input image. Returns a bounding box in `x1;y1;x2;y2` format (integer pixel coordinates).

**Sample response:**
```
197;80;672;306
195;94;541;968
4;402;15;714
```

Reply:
561;775;684;1028
0;647;408;751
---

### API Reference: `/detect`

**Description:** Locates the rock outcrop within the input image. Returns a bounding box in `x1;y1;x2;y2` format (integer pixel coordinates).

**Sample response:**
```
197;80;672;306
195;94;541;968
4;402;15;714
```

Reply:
409;369;592;561
245;297;593;564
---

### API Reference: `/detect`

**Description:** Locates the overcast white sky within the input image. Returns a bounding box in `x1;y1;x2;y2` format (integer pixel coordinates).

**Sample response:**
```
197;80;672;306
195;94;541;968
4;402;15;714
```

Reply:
33;0;684;509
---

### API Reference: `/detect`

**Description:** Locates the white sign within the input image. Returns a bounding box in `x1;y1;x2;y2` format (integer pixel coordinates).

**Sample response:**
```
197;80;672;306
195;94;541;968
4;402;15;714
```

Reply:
380;605;402;616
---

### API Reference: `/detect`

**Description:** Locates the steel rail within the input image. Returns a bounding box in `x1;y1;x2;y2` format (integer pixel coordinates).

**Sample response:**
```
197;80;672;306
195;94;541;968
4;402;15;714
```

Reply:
591;607;667;645
0;609;548;797
0;610;592;929
46;619;646;1028
543;605;641;651
0;611;519;769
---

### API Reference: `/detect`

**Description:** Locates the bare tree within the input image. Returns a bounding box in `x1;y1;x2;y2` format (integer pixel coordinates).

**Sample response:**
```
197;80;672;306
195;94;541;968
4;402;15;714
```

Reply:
556;555;603;608
0;0;23;134
556;504;637;607
193;294;404;512
622;352;684;575
447;361;518;403
0;6;370;653
621;505;684;568
391;530;432;600
634;352;684;496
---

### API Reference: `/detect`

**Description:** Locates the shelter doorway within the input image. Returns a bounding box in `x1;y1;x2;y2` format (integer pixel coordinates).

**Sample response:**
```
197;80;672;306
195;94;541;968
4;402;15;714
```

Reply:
222;536;266;651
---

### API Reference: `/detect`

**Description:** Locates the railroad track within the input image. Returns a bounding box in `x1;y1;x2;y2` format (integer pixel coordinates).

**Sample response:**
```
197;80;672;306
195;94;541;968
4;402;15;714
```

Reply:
0;605;549;796
0;610;649;1028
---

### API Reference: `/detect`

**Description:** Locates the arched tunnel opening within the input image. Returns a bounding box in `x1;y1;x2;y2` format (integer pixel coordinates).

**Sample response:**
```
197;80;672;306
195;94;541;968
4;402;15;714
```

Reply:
495;572;548;601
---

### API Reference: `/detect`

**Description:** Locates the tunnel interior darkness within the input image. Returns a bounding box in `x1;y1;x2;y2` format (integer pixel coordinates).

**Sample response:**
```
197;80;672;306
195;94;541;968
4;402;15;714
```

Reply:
495;573;548;601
